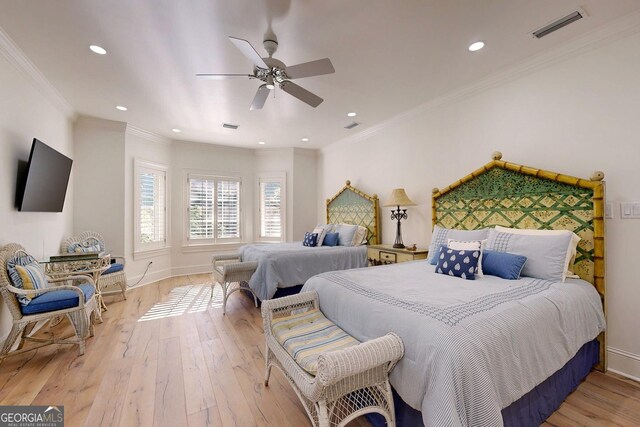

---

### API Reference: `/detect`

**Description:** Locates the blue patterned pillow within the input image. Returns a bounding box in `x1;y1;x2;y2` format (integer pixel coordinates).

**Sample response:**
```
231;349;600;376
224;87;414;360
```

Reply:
428;225;489;265
303;232;318;247
435;246;480;280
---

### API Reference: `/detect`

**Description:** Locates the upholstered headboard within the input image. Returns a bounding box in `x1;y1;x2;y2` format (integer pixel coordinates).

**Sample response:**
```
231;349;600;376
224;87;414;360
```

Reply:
326;180;380;245
431;152;606;370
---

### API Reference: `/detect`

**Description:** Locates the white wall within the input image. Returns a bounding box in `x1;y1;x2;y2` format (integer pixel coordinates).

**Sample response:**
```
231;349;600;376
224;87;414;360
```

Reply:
73;117;126;256
319;31;640;379
292;149;318;240
0;53;74;338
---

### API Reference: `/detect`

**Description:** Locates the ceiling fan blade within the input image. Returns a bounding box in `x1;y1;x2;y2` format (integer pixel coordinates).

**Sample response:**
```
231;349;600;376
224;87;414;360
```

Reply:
250;85;270;110
196;73;252;80
280;81;323;107
229;36;268;69
285;58;335;79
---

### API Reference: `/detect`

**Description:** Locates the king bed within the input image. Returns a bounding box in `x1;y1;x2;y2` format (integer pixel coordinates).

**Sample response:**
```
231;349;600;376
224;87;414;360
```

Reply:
241;181;380;301
302;153;606;427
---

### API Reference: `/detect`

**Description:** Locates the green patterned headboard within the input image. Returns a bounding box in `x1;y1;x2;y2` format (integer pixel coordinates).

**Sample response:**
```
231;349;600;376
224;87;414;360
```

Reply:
432;152;606;370
326;180;380;245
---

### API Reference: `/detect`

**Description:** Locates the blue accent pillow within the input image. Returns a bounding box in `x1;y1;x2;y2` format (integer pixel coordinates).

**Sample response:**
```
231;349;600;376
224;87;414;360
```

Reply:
103;263;125;276
485;229;571;282
322;232;339;247
303;232;318;247
435;246;480;280
482;250;527;280
428;225;489;265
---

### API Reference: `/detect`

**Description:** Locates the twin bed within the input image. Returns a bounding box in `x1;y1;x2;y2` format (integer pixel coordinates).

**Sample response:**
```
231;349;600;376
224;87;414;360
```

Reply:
240;180;380;301
301;154;607;426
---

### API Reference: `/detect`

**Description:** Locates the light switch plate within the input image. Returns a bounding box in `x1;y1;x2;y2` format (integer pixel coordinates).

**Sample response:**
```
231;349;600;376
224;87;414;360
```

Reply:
620;202;640;219
605;203;613;219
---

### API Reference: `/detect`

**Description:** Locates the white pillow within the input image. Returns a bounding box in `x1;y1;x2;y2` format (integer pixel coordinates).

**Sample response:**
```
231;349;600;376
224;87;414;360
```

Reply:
447;239;485;277
494;226;580;278
352;225;368;246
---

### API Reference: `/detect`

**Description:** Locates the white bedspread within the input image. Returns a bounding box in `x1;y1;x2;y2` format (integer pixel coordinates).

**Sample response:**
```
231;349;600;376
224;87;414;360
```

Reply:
302;260;605;427
239;242;367;300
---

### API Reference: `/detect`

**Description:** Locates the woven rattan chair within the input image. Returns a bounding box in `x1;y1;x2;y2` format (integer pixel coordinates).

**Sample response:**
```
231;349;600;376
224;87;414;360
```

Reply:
0;243;99;360
61;231;127;301
211;254;258;315
262;291;404;427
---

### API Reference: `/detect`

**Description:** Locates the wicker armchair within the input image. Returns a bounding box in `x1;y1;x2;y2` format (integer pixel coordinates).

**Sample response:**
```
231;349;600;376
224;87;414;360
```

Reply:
262;291;404;427
0;243;99;360
61;231;127;301
211;254;258;315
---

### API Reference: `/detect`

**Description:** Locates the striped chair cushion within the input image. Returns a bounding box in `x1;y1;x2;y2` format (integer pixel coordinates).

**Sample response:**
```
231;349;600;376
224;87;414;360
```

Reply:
271;308;359;376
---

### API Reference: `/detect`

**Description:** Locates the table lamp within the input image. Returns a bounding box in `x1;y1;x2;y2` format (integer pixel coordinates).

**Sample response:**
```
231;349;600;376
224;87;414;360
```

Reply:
383;188;416;249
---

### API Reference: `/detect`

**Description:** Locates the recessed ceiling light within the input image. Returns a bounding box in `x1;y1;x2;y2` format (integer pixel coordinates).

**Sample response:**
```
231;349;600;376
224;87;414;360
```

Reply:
347;112;357;117
172;128;181;133
116;105;127;111
301;137;309;142
258;141;266;145
468;41;485;52
89;45;107;55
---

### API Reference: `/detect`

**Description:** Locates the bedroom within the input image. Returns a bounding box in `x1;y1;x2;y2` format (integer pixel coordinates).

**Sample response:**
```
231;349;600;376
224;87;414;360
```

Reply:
0;0;639;426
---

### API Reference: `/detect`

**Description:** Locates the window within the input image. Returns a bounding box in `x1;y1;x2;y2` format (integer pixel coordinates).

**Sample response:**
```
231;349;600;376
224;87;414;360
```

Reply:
258;173;286;241
134;160;168;253
187;174;241;244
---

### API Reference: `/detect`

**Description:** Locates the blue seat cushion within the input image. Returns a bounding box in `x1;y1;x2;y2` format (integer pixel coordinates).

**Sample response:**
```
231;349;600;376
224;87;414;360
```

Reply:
21;284;95;315
102;263;124;275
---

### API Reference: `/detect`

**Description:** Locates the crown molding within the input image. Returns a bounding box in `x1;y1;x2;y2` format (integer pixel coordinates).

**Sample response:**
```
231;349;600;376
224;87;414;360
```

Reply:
126;124;172;145
325;9;640;152
0;25;76;120
172;138;256;155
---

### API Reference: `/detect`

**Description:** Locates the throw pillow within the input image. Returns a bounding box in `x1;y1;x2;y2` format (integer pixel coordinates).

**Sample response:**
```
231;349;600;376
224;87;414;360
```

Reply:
303;232;319;247
482;250;528;280
322;232;339;247
435;246;480;280
14;262;49;305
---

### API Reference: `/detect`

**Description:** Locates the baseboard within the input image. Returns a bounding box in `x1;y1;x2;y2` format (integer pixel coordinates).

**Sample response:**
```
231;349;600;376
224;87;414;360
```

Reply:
607;346;640;382
126;267;173;289
171;264;211;277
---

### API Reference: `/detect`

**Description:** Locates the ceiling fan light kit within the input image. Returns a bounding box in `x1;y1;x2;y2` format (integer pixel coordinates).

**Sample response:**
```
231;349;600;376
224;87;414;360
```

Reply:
197;35;335;110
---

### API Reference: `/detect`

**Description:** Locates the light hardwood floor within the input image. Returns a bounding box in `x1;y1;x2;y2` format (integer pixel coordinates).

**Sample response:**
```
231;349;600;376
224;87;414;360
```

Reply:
0;274;639;427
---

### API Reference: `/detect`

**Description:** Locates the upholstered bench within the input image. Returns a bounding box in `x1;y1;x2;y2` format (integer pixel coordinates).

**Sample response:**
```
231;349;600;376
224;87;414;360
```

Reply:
262;291;404;427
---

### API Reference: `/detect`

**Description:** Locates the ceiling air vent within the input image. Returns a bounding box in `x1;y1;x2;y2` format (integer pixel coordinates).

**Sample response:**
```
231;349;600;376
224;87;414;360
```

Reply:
222;123;239;130
533;11;583;39
344;122;360;130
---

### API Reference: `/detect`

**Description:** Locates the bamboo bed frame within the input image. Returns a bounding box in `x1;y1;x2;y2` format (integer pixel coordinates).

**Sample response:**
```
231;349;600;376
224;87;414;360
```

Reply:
431;152;606;371
326;180;380;245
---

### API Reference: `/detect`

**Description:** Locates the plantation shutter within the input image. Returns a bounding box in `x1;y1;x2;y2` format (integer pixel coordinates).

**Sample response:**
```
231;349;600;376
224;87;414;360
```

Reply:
139;170;166;244
188;177;215;240
260;180;282;238
217;180;240;239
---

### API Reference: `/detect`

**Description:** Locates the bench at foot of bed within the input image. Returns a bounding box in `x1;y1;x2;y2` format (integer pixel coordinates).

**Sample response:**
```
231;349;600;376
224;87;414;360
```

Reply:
262;291;404;427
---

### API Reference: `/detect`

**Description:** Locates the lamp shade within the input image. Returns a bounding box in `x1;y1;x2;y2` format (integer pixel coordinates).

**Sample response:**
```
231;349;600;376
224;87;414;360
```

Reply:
383;188;416;207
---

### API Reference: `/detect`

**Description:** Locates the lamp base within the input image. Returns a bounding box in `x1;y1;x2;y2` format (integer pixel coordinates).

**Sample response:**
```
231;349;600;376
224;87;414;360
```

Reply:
393;243;405;249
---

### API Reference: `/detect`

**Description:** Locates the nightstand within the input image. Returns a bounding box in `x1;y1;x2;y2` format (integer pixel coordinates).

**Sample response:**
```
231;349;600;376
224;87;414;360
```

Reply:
367;244;428;266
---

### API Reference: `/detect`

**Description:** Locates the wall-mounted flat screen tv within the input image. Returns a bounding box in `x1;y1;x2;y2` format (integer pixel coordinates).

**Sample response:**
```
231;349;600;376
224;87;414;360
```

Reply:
18;139;73;212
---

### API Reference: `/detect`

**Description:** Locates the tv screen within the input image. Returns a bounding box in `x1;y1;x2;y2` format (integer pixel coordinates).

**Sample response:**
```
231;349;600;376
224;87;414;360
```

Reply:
18;139;73;212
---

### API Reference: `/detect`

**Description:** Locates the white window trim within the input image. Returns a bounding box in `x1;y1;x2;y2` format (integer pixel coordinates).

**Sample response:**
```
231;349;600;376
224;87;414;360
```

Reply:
256;172;286;243
183;171;243;247
133;159;170;256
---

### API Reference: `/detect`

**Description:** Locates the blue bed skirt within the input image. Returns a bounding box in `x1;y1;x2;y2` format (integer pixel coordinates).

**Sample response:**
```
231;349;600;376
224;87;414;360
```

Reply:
367;339;599;427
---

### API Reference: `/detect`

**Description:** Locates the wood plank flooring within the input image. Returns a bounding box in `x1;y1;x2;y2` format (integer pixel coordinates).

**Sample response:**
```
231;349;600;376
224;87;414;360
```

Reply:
1;274;639;427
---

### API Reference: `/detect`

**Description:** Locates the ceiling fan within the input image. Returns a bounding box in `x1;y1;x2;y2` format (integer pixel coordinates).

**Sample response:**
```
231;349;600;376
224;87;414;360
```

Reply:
197;36;335;110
